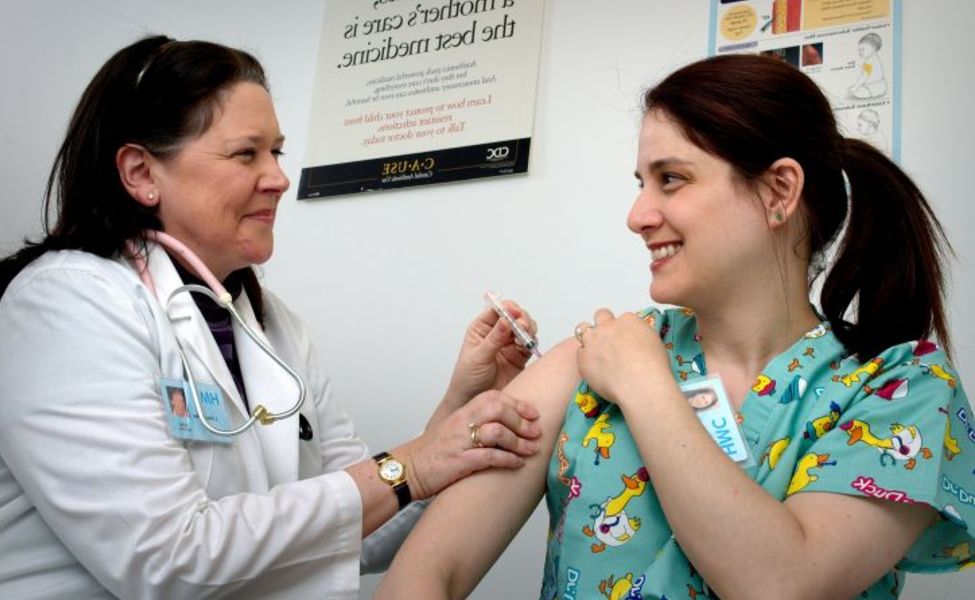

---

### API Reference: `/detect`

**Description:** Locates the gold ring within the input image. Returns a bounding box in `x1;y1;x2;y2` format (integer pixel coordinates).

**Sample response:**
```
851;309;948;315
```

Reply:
468;421;484;448
574;322;592;347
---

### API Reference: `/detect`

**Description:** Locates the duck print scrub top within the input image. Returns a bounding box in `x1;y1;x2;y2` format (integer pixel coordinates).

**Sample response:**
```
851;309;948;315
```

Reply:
541;307;975;600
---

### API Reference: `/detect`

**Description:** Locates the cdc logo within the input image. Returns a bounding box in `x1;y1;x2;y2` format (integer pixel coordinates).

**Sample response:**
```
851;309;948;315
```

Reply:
486;146;510;161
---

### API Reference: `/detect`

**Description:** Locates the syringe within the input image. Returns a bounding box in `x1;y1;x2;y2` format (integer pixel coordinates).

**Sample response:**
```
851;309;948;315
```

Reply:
484;291;542;358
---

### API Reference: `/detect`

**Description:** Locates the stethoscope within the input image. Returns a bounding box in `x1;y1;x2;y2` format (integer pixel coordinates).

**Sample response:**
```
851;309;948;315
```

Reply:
127;230;306;436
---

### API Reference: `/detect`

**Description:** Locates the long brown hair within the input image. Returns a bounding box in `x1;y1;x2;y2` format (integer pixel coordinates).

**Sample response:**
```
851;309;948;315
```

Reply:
643;54;952;359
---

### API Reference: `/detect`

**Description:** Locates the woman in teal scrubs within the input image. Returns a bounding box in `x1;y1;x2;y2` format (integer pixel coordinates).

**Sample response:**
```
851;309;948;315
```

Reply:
377;54;973;599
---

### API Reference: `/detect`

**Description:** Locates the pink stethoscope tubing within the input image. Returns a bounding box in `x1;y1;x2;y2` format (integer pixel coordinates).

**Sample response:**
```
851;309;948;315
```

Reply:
127;230;306;436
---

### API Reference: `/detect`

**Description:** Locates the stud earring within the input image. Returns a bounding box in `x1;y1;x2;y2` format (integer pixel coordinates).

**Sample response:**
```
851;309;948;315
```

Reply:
772;212;784;223
147;191;156;202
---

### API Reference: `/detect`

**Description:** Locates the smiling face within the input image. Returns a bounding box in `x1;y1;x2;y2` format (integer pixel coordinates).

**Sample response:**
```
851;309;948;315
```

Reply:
169;387;188;418
628;109;773;309
150;82;289;280
686;389;717;410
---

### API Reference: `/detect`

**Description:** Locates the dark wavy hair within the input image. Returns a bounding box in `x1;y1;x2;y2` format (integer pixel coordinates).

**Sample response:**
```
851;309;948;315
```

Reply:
0;35;269;320
643;54;952;359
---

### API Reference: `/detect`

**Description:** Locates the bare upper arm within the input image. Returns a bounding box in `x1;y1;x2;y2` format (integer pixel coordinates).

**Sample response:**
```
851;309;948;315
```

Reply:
377;339;581;599
784;490;935;597
504;338;582;445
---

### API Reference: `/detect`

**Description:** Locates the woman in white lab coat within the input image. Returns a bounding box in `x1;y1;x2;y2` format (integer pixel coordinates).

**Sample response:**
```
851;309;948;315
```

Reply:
0;36;542;599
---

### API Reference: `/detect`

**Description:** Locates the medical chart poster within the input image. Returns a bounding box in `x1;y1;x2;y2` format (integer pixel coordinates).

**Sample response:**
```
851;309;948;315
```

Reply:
298;0;545;199
708;0;901;161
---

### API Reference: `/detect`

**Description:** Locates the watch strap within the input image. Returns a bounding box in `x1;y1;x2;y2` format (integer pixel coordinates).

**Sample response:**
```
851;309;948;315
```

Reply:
390;480;411;511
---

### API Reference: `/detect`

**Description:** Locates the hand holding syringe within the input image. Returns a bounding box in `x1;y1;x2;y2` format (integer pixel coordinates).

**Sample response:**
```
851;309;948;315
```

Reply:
484;291;542;359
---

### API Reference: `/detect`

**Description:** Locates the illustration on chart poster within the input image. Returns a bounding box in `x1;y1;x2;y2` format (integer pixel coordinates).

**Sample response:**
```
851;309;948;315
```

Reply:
709;0;900;160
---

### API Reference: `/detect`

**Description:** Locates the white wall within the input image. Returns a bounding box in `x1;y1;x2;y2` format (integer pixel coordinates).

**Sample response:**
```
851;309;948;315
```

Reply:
2;1;973;598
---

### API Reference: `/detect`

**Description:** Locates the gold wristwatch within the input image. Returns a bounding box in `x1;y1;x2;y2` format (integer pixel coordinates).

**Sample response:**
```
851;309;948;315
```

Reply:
372;451;411;510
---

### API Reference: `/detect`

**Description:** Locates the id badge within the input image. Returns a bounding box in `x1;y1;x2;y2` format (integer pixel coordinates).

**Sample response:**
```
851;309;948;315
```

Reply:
160;377;234;445
681;375;755;468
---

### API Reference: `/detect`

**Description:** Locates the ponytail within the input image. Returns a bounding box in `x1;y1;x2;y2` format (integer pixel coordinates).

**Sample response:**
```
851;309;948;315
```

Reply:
820;137;952;359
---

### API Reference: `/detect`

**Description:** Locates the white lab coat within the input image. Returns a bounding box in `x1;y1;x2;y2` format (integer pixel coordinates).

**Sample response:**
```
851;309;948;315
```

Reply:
0;244;420;599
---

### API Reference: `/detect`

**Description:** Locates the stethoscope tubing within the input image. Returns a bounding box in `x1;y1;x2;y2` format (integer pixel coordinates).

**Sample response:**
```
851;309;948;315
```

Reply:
129;231;306;436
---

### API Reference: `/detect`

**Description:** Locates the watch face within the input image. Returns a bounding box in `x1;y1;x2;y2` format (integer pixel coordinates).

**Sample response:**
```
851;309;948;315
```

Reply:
380;459;404;481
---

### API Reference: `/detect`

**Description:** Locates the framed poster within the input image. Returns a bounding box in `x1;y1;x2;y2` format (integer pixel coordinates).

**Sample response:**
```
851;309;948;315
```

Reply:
299;0;545;198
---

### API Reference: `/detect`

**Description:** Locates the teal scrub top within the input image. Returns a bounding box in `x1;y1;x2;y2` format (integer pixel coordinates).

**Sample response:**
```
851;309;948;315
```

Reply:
540;307;975;600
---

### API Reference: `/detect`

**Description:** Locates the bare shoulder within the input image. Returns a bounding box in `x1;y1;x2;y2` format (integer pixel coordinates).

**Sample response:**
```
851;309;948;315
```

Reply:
504;337;581;421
